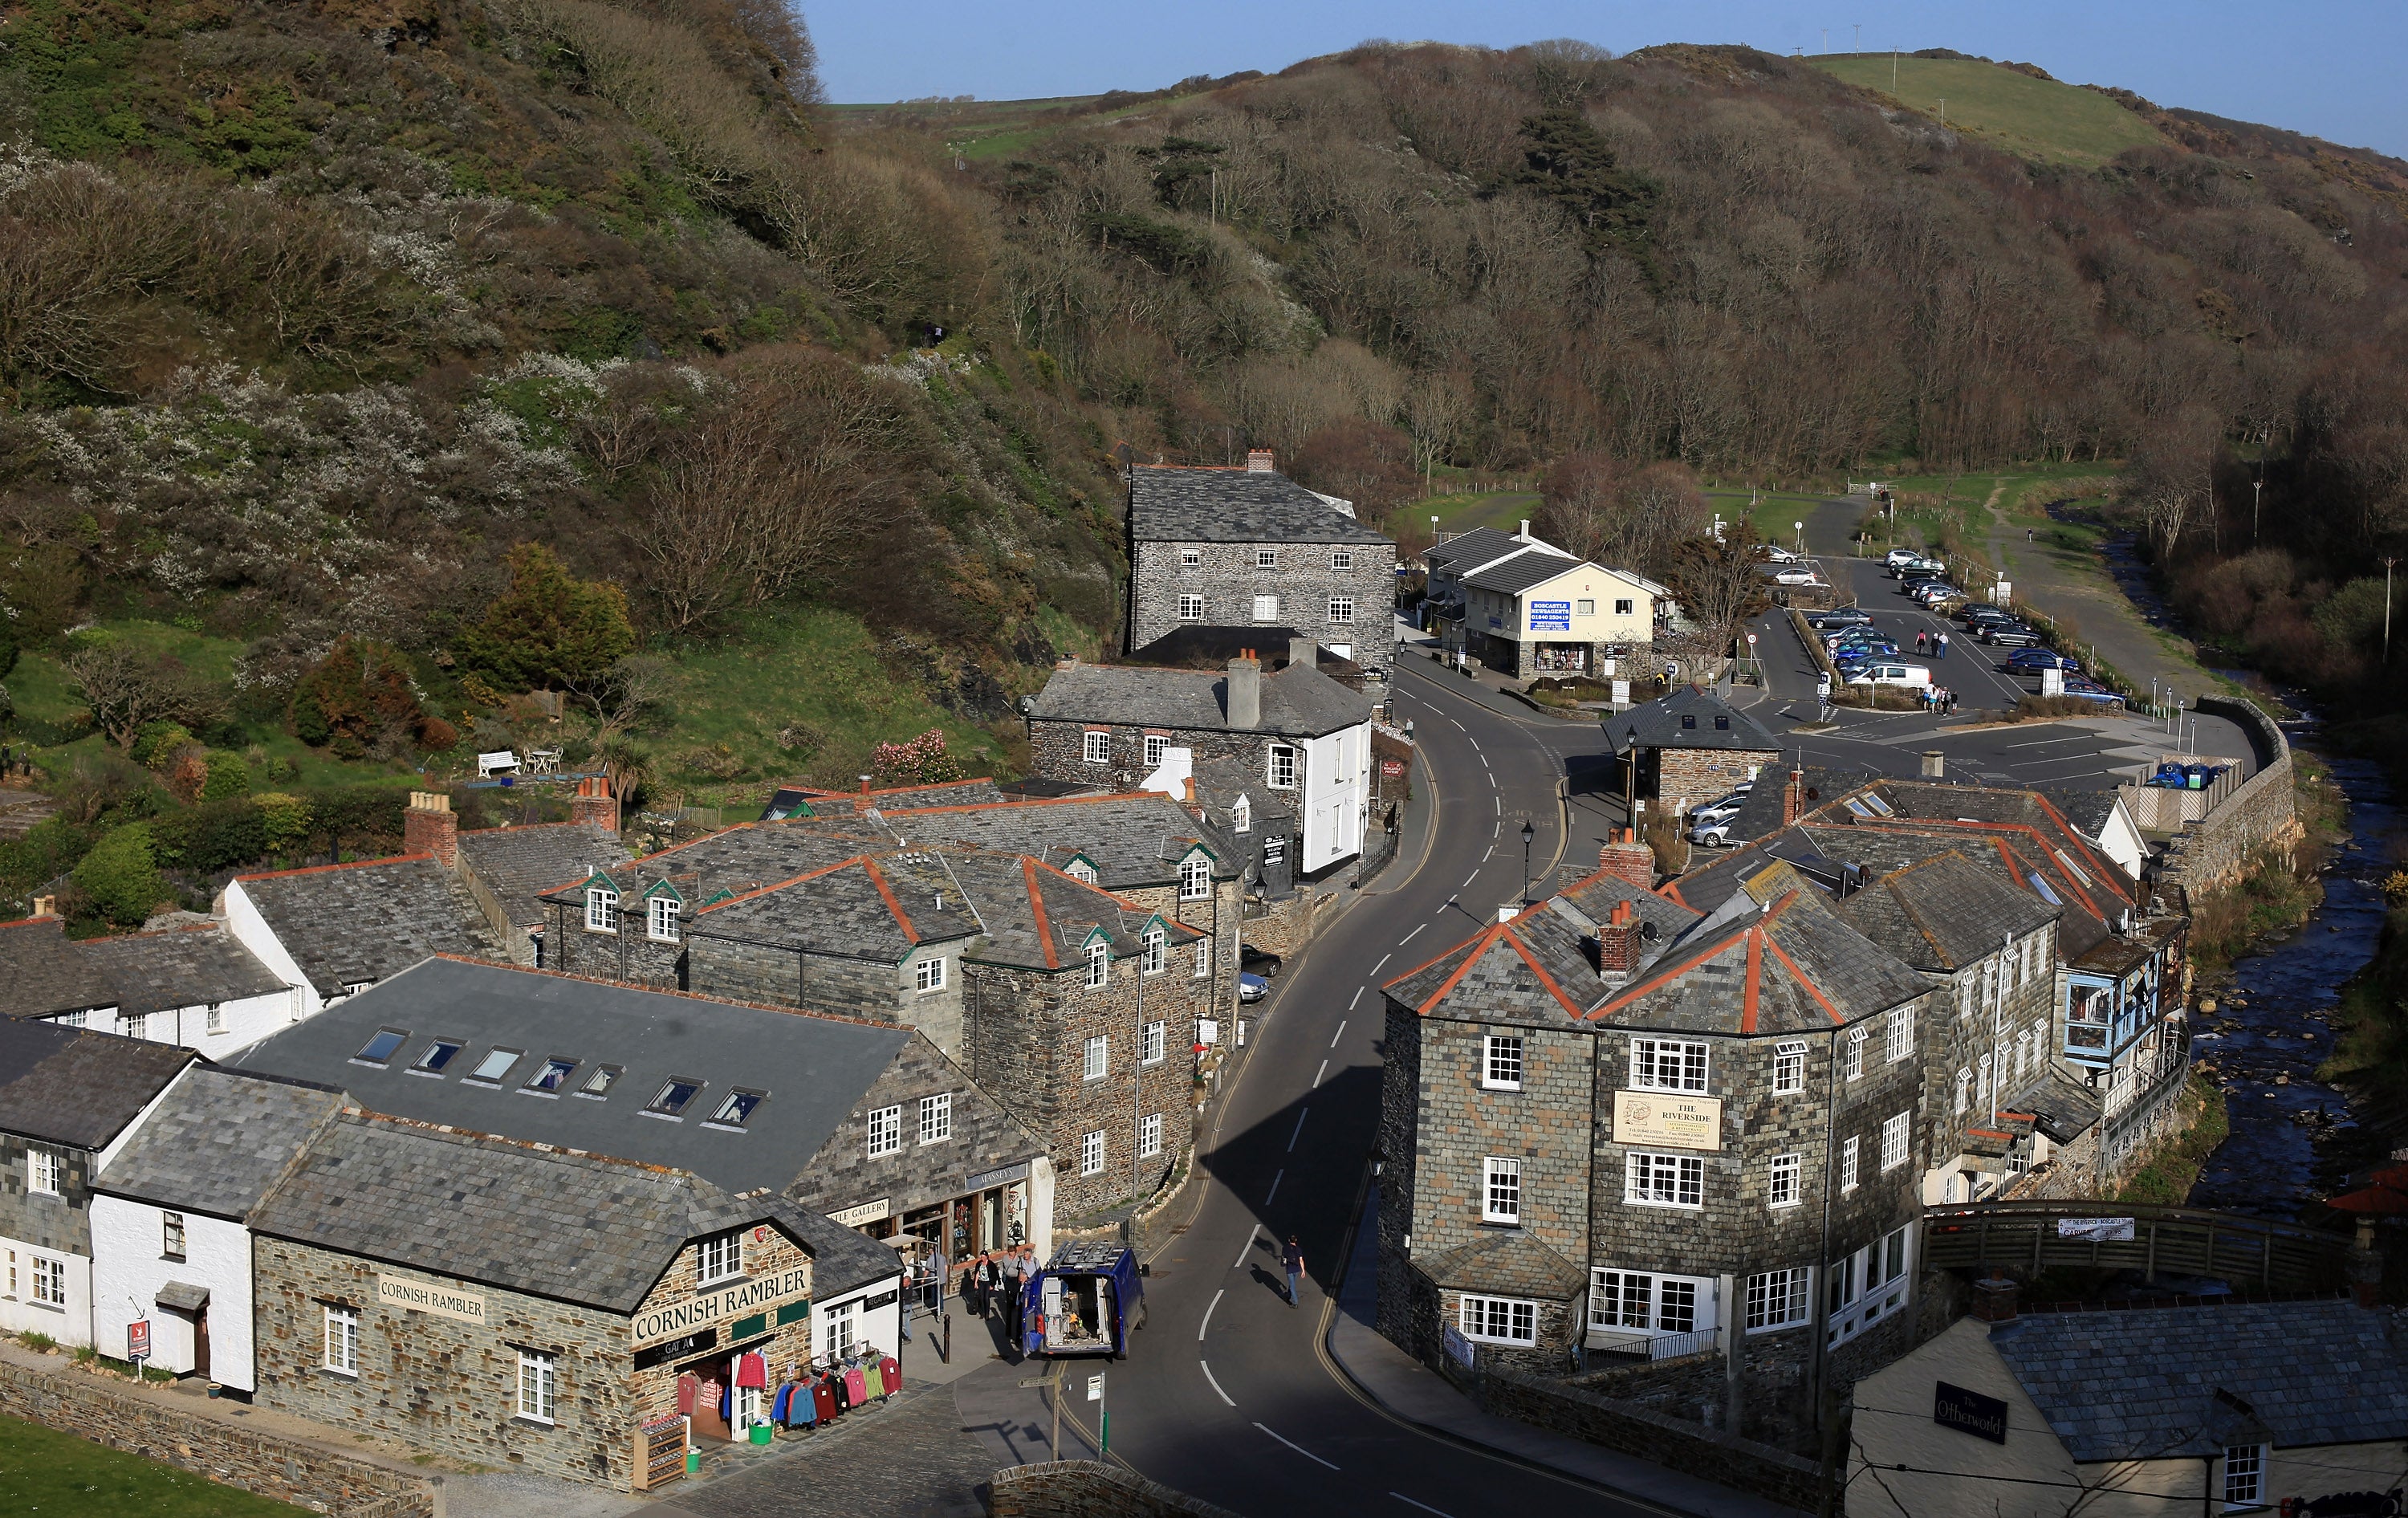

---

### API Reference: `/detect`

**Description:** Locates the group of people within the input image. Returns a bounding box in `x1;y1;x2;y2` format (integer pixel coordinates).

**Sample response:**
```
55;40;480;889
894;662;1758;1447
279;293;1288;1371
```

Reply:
1914;629;1950;658
1921;685;1959;714
958;1245;1041;1343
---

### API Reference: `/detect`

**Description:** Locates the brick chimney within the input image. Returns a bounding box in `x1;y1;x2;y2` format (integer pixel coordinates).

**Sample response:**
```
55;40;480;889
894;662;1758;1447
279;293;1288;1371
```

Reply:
1783;767;1806;827
405;791;458;868
1597;898;1642;978
569;776;620;834
1246;449;1275;473
1227;652;1261;731
1597;829;1653;889
31;894;55;919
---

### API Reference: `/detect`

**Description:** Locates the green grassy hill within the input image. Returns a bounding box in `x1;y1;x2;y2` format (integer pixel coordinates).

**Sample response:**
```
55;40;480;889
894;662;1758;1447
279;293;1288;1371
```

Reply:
1811;55;2168;166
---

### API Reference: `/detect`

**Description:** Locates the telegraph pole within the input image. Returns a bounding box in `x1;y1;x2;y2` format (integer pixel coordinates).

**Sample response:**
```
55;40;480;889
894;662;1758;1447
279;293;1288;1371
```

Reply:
2387;558;2400;664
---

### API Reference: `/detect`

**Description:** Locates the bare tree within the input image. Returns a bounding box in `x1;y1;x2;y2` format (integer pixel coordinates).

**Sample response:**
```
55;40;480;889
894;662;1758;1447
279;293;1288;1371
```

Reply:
65;642;225;750
1405;371;1477;495
1665;522;1773;668
567;653;680;746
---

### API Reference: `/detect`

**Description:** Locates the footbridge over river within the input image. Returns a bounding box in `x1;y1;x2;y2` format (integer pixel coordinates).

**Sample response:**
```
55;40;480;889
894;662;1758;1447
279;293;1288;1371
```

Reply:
1922;1200;2365;1295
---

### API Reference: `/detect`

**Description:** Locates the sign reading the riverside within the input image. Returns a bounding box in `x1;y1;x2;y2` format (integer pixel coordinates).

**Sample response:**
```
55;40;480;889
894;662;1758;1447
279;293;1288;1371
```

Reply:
378;1273;489;1326
633;1265;812;1349
1613;1090;1722;1152
1529;600;1572;632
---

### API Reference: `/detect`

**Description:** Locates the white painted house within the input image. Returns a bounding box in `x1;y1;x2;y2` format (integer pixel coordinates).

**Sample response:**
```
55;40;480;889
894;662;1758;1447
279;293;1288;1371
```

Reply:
91;1065;349;1390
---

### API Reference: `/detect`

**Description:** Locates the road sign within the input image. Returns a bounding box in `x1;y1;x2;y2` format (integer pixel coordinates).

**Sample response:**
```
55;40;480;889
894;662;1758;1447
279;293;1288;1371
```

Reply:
1381;759;1405;778
1746;633;1758;645
1087;1373;1105;1402
127;1320;150;1362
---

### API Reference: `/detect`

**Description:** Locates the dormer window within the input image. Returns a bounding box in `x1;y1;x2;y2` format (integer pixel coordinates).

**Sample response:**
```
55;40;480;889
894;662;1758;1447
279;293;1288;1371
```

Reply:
1180;856;1211;901
1141;924;1166;975
647;896;679;942
1680;714;1696;730
1232;796;1251;834
1068;860;1098;884
1086;940;1108;989
585;886;619;932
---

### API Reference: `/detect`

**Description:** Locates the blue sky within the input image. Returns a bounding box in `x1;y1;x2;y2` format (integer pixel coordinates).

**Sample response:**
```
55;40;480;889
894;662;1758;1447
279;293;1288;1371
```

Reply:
810;1;2408;157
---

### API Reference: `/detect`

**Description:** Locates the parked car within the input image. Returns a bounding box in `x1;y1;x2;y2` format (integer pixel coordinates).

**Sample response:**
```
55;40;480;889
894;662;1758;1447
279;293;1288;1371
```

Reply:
1768;566;1823;586
1888;556;1946;578
1958;604;2017;627
2003;649;2081;674
1982;625;2046;648
1847;662;1934;689
1883;547;1928;568
1755;544;1802;564
1690;791;1749;823
1690;815;1740;848
1239;945;1283;979
1826;627;1896;647
1910;582;1962;604
1805;608;1873;628
2057;686;2125;706
1238;973;1270;1004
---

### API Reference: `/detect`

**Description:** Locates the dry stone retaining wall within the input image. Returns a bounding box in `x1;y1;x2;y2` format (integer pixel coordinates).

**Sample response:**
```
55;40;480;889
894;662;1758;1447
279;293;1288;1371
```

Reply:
990;1459;1245;1518
2153;696;2301;893
0;1355;433;1517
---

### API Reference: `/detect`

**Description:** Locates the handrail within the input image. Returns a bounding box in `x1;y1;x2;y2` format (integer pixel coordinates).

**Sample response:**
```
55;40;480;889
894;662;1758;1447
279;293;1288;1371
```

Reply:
1921;1199;2341;1247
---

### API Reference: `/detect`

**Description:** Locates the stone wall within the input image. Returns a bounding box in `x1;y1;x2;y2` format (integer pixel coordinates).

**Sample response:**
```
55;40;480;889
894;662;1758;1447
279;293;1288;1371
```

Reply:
0;1354;432;1516
1476;1362;1828;1512
1235;886;1343;957
990;1459;1246;1518
1128;539;1396;669
2154;696;2301;893
1654;747;1779;811
1027;714;1280;796
784;1029;1046;1231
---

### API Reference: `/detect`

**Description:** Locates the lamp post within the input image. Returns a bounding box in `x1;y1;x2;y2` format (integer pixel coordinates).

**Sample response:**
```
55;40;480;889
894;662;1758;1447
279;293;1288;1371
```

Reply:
1520;818;1536;905
1795;520;1805;556
2251;478;2262;544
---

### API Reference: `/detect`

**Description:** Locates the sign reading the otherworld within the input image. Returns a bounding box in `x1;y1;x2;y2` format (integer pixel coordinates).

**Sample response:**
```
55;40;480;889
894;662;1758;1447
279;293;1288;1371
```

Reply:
1934;1381;2010;1443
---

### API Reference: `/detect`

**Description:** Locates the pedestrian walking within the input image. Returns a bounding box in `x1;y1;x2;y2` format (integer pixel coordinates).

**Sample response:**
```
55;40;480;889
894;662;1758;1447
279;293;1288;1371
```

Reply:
1934;631;1948;660
1282;1235;1305;1307
1915;629;1927;654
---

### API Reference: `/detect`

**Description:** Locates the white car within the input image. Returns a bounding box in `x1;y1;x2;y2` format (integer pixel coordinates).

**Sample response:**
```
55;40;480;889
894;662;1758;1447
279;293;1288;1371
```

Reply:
1883;547;1924;568
1757;544;1802;564
1769;566;1823;586
1846;662;1933;689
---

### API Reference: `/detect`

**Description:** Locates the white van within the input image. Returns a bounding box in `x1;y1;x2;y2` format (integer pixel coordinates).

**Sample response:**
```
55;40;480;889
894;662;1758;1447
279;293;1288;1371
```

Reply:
1846;662;1932;689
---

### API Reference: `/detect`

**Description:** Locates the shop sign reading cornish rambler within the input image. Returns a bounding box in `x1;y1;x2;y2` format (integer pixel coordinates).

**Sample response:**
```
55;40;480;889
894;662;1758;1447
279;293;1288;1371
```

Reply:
631;1265;812;1348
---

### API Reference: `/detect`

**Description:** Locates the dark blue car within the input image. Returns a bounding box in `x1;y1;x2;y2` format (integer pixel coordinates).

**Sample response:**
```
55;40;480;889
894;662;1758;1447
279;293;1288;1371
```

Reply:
2003;649;2080;674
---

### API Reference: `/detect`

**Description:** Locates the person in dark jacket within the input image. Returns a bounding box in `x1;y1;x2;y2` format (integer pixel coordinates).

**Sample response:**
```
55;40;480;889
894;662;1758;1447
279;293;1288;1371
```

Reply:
1282;1235;1304;1306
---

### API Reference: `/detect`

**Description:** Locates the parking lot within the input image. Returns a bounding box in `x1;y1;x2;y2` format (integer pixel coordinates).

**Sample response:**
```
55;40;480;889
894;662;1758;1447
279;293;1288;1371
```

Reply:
1734;548;2256;796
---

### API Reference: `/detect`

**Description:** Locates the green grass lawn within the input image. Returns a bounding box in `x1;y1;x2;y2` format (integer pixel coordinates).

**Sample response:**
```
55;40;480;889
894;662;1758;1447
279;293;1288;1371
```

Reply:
0;1412;307;1516
653;604;1007;792
1811;55;2167;168
1420;490;1540;538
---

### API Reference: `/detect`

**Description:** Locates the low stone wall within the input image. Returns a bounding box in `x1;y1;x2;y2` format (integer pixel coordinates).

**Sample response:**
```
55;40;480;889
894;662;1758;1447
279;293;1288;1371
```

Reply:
990;1460;1244;1518
1238;885;1343;956
1477;1363;1828;1512
2154;696;2301;893
0;1357;432;1517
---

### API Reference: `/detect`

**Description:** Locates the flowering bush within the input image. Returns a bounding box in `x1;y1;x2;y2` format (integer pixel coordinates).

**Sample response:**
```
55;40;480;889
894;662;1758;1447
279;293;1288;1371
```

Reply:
870;728;964;787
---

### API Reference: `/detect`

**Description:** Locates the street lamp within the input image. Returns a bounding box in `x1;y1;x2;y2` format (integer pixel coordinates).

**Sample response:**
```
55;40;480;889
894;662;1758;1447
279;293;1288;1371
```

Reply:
1520;818;1536;904
1795;520;1804;556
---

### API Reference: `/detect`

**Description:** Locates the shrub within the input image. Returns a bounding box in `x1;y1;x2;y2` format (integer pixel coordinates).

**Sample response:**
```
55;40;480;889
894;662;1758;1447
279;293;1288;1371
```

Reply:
253;792;312;853
200;750;252;800
457;543;637;695
150;800;269;874
131;722;194;768
71;824;165;927
871;727;966;786
291;637;442;755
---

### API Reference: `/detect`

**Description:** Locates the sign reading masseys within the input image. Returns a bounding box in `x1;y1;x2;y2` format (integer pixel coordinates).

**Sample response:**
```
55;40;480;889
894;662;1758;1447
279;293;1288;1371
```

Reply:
631;1266;811;1349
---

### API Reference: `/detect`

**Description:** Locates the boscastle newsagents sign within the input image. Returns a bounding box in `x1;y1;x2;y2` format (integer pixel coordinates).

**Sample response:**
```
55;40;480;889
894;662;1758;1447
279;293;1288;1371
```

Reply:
630;1266;812;1349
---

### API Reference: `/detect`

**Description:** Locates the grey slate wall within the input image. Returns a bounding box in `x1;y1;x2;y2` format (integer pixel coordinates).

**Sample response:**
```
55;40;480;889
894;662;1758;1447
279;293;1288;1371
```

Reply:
1129;541;1395;668
785;1031;1043;1228
0;1135;93;1260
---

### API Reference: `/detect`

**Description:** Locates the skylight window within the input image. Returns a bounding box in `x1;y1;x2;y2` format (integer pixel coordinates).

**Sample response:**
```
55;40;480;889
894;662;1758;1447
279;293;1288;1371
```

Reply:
648;1077;704;1117
465;1048;523;1085
707;1089;766;1129
2028;873;2063;906
353;1028;409;1065
577;1064;622;1100
522;1057;580;1095
1861;792;1893;816
2052;849;2094;888
412;1038;463;1075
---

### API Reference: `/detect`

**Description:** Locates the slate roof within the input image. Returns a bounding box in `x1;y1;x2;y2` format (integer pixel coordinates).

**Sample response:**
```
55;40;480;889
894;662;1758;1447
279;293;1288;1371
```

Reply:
1128;466;1391;545
96;1066;348;1219
878;793;1240;889
1836;852;2060;974
0;917;119;1020
1420;1229;1587;1300
694;851;982;959
1459;549;1584;596
1590;879;1930;1035
1605;686;1781;756
1383;906;1605;1030
1027;659;1373;739
245;1110;856;1312
79;924;288;1016
1424;527;1527;575
2006;1063;2104;1146
2037;786;2123;840
0;1019;195;1149
763;779;1008;821
455;822;631;931
1987;1299;2408;1461
1549;860;1701;942
232;857;502;997
227;957;997;1199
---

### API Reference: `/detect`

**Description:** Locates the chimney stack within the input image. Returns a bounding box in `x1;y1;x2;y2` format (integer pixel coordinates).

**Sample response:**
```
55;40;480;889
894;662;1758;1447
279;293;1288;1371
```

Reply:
1519;519;1531;540
570;776;620;834
1227;652;1262;731
1183;775;1197;804
1246;449;1275;473
1920;751;1946;779
1783;767;1806;827
1597;829;1654;890
405;791;459;868
1597;897;1642;977
858;774;872;796
1971;1276;2020;1323
31;894;55;920
1288;636;1316;670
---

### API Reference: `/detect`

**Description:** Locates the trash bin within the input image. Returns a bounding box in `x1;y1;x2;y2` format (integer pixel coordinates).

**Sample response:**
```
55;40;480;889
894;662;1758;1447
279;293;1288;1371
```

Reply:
749;1422;773;1446
685;1449;701;1474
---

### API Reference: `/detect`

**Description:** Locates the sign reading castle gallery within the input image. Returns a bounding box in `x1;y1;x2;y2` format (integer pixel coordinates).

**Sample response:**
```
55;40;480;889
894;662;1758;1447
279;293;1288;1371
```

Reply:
631;1265;812;1349
1612;1090;1722;1151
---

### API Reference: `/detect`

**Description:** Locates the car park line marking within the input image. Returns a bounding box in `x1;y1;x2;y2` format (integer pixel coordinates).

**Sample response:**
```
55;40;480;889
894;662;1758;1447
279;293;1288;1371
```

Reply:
1233;1224;1262;1268
1288;1109;1309;1150
1313;1060;1328;1088
1401;924;1425;944
1201;1289;1224;1341
1331;1020;1347;1046
1266;1169;1283;1204
1256;1422;1340;1470
1201;1360;1236;1406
